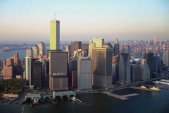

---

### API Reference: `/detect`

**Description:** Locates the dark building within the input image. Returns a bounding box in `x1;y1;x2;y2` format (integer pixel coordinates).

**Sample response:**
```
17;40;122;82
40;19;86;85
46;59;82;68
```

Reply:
91;47;112;88
31;59;46;89
81;44;89;55
71;41;82;57
49;50;68;90
118;53;131;84
68;59;77;89
113;38;120;56
71;70;77;89
112;56;119;83
146;52;162;78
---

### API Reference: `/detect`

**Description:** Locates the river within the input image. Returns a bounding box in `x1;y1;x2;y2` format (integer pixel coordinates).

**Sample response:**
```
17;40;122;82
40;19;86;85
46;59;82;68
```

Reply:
0;49;26;60
1;88;169;113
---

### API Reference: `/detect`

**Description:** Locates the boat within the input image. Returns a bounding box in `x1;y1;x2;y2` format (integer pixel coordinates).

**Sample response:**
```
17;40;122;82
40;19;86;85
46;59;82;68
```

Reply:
31;98;39;107
70;97;76;102
140;86;146;89
150;86;160;91
70;97;82;103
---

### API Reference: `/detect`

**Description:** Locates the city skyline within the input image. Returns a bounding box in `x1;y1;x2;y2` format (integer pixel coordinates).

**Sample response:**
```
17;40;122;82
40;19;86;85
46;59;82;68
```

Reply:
0;0;169;42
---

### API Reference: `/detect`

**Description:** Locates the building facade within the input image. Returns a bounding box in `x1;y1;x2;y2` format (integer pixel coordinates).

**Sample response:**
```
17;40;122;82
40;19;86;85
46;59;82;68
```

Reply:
77;58;92;90
50;20;60;50
49;50;68;90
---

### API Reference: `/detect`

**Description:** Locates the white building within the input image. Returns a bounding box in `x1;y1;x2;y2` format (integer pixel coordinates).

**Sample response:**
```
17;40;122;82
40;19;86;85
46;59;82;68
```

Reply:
32;46;39;58
77;58;92;90
37;42;46;56
25;57;31;86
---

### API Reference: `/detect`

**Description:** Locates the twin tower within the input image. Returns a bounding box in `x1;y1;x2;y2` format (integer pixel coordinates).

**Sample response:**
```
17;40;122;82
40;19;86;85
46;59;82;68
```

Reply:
50;20;60;50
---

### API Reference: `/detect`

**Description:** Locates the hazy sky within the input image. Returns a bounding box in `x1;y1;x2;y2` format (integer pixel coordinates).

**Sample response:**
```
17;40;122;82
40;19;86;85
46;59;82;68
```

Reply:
0;0;169;42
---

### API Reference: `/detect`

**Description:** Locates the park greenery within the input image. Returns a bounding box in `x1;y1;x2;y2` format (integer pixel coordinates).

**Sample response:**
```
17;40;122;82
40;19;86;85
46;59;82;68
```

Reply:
0;79;28;95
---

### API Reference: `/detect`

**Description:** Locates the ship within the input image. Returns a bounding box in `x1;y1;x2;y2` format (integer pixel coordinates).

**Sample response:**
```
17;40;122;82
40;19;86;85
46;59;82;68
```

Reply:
140;86;146;89
31;98;39;107
150;86;160;91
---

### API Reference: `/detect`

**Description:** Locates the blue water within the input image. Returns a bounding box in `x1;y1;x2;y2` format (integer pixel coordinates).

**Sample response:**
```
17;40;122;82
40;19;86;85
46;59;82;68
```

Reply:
1;88;169;113
0;49;26;60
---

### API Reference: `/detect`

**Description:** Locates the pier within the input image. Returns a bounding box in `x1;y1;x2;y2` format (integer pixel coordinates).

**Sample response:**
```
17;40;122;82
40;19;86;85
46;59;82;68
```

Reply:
103;91;139;100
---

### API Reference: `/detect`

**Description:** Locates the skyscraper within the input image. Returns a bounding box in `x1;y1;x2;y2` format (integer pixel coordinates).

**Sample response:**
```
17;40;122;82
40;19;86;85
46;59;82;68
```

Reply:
31;59;46;89
77;58;92;90
2;58;14;79
37;42;46;56
50;20;60;50
32;45;39;58
49;51;68;90
130;59;150;82
89;38;112;88
12;53;19;65
118;53;131;84
25;57;32;86
88;38;104;58
71;41;82;57
163;49;169;67
113;38;120;56
91;47;112;88
26;48;33;57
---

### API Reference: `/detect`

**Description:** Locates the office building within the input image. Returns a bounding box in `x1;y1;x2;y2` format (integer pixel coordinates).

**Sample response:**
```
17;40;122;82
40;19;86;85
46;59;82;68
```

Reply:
73;49;88;59
50;20;60;50
12;53;19;65
37;42;46;56
88;38;104;57
163;49;169;67
113;38;120;56
25;57;31;86
145;52;162;78
32;45;39;58
90;40;112;88
2;66;13;79
81;44;89;55
141;59;150;80
26;48;33;57
118;53;131;84
31;59;46;89
63;44;71;62
71;70;77;89
112;56;119;83
71;41;82;57
49;50;68;90
77;58;92;90
131;59;150;82
68;59;77;89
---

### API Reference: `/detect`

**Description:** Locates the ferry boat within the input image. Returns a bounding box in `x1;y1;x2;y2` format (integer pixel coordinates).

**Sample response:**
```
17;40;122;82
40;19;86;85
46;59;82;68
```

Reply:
150;86;160;91
140;86;146;89
31;98;39;107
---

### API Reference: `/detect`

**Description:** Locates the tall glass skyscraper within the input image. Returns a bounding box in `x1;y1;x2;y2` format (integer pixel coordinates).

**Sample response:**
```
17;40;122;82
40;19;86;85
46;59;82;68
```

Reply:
50;20;60;50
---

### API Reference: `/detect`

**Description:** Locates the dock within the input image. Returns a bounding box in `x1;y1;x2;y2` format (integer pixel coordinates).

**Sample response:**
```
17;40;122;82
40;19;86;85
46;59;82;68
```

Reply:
103;92;139;100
